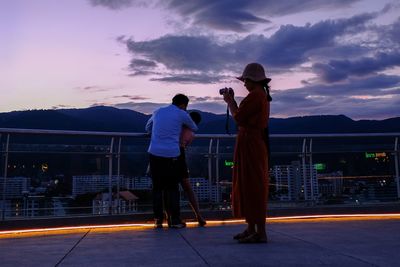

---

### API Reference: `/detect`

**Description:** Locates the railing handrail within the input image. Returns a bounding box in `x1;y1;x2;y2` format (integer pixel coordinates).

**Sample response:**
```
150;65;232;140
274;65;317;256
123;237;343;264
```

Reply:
1;128;399;138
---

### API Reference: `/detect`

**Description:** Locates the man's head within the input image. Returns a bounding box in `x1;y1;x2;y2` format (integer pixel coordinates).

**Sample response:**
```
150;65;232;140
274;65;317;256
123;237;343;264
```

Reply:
172;94;189;110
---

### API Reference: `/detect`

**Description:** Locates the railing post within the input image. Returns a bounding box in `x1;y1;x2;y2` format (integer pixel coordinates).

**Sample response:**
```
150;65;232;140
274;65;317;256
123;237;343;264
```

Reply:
301;138;308;201
309;138;315;202
116;137;122;214
108;137;115;215
394;137;400;199
208;138;213;206
2;134;10;220
215;138;220;204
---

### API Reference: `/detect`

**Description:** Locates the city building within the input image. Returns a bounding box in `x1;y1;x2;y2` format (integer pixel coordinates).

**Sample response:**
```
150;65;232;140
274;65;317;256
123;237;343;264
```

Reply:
92;191;139;215
272;161;318;201
180;177;220;203
72;175;125;197
125;176;152;190
73;175;155;197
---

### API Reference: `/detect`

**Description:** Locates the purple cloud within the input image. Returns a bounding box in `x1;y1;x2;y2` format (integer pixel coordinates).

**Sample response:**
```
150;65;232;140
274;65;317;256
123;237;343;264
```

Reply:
271;74;400;119
92;0;360;32
124;12;377;82
313;52;400;83
89;0;144;10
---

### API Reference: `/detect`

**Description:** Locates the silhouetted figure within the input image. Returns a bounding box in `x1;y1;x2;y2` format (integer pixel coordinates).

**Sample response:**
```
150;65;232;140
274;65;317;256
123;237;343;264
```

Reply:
222;63;272;243
146;94;198;228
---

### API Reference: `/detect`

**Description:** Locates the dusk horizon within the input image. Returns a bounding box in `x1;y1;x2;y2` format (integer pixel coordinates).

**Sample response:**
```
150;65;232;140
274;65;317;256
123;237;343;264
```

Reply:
2;103;400;121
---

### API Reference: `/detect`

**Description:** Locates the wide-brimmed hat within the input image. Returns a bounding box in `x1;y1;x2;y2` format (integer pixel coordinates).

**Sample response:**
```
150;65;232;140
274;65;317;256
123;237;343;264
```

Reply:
236;62;271;83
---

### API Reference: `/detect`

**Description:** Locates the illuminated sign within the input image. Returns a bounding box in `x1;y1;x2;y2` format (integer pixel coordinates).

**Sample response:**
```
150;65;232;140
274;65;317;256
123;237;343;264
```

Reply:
224;160;234;167
365;152;386;159
314;163;326;171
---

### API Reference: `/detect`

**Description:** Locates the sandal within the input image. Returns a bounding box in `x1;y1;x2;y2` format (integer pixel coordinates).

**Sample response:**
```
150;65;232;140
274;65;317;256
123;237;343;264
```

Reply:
238;233;267;244
233;230;251;240
197;218;207;227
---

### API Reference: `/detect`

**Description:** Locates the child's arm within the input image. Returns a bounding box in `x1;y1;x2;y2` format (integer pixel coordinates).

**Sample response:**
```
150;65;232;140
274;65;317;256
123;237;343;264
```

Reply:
180;127;195;148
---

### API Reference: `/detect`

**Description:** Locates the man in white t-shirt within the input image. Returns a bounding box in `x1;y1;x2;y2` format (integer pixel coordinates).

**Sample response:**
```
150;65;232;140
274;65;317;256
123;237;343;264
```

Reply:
146;94;198;228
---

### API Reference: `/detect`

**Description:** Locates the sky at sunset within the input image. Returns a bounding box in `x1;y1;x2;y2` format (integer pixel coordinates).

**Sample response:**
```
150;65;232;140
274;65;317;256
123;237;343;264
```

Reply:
1;0;399;119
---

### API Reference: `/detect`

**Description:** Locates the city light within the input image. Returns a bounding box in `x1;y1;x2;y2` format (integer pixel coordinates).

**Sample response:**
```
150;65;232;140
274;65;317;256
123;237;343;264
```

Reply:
224;160;234;167
365;152;387;159
314;163;326;171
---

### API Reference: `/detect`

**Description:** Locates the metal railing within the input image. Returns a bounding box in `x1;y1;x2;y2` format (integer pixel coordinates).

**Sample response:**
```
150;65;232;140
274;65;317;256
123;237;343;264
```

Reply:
1;128;399;220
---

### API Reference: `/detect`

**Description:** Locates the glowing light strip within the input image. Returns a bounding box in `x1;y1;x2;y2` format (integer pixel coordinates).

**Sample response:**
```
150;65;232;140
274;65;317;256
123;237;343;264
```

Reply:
0;223;152;235
1;213;400;236
269;213;400;220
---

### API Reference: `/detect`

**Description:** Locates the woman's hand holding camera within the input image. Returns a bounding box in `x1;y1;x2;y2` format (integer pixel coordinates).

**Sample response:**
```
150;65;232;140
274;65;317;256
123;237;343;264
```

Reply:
220;87;235;105
223;93;235;105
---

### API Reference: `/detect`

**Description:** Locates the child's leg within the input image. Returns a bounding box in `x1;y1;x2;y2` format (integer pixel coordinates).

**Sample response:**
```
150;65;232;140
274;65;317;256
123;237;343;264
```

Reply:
179;147;206;225
181;178;200;217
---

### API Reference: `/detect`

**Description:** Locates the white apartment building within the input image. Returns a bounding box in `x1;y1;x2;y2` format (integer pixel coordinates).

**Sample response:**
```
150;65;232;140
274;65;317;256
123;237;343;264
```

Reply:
181;177;220;202
125;176;152;190
73;175;155;197
273;161;318;201
72;175;124;197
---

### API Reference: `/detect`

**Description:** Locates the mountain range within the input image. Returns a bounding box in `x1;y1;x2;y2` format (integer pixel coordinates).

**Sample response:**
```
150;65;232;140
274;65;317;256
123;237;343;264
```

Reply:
1;106;399;134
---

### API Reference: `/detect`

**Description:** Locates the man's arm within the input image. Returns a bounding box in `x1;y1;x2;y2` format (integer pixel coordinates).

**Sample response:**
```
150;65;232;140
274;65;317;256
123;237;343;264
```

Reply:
145;114;154;133
182;112;198;132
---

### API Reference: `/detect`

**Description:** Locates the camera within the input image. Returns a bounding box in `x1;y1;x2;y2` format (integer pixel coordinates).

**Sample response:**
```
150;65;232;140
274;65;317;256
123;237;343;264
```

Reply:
219;87;234;95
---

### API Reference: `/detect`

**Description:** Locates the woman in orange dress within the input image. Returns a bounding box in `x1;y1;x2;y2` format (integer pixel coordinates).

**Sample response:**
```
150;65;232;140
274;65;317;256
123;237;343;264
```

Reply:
222;63;271;243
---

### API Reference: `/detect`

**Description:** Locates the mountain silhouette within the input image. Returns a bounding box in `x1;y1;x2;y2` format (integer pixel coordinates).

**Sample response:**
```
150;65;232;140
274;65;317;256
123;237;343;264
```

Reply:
0;106;399;134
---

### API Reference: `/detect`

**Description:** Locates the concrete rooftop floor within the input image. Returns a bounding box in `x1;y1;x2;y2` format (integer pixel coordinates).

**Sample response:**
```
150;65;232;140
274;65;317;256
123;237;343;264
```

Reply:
1;217;400;267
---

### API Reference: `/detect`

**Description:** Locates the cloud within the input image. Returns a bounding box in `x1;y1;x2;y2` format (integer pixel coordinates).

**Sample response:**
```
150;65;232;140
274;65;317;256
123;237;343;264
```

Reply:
113;95;149;100
274;94;400;119
76;86;111;92
166;0;362;32
271;74;400;119
51;105;73;109
312;52;400;83
150;73;228;84
113;101;164;114
188;96;221;102
126;35;231;72
89;0;147;10
129;59;157;69
91;0;360;31
124;12;377;82
259;12;377;66
125;35;239;82
164;0;271;32
382;17;400;44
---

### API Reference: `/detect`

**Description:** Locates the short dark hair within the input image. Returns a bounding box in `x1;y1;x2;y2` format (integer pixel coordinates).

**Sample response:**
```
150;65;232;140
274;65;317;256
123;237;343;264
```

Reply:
189;111;201;125
172;94;189;106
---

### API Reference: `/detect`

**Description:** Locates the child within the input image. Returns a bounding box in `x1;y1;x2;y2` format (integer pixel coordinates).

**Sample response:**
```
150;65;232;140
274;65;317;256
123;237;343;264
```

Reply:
178;111;206;226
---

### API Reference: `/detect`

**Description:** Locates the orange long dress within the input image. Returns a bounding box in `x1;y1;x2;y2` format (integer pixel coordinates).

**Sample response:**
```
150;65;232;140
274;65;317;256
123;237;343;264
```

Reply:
232;88;269;224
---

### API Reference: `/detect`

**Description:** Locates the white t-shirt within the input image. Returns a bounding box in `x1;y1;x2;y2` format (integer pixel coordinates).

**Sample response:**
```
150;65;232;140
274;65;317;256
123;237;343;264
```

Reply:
146;105;198;157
